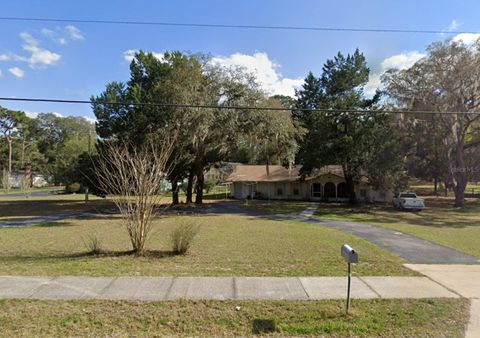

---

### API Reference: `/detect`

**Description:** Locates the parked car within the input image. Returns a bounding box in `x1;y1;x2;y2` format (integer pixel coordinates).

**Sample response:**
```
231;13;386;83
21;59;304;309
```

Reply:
392;192;425;211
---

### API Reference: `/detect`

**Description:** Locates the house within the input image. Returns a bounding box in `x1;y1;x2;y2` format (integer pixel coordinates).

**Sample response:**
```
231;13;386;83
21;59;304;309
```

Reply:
5;170;49;188
225;164;393;203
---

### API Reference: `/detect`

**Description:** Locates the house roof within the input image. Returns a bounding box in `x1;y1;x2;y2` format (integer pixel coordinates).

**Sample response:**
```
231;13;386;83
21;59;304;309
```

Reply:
225;165;344;182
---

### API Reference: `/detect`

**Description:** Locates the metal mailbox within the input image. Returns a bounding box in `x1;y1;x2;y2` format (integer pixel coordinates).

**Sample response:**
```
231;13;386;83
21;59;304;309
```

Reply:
341;244;358;264
341;244;358;316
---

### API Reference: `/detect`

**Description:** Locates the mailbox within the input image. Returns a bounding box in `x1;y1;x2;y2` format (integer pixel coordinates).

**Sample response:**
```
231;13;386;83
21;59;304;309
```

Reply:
341;244;358;316
341;244;358;263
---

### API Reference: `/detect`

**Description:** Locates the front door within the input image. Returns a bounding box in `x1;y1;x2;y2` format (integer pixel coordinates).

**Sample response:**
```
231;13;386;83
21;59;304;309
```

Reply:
311;183;322;200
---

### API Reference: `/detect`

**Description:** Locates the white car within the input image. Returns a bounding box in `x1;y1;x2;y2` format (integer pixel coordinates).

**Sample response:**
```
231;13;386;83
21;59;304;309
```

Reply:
392;192;425;211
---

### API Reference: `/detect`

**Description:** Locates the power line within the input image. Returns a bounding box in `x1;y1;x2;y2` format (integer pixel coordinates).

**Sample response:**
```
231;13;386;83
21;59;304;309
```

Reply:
0;96;478;115
0;16;475;35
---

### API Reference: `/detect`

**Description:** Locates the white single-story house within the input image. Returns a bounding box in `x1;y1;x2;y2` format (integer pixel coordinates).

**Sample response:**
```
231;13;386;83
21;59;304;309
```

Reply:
4;170;49;188
226;165;393;203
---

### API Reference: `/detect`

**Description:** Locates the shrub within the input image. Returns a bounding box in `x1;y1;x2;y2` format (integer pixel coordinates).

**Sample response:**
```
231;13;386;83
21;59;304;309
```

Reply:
170;221;199;255
204;178;217;193
82;233;103;255
66;182;81;193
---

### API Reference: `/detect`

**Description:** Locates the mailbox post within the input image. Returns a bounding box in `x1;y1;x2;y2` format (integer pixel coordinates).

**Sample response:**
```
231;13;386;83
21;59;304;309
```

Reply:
341;244;358;316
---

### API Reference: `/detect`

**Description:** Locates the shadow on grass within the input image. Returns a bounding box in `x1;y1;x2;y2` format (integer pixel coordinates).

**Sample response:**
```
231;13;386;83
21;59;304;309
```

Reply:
252;319;278;334
0;249;182;262
34;221;76;228
0;199;115;218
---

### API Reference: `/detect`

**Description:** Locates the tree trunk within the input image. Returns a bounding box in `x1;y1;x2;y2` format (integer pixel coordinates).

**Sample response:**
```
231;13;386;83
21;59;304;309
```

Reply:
171;179;179;205
433;176;438;195
453;181;466;207
21;137;25;168
195;168;204;204
7;137;12;173
452;140;467;208
186;168;195;204
345;174;357;205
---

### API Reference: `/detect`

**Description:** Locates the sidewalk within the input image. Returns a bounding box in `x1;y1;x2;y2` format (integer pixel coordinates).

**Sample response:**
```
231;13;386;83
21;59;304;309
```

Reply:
0;275;459;301
405;264;480;338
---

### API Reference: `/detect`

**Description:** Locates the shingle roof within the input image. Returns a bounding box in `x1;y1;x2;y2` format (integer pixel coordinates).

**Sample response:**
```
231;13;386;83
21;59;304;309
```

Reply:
226;165;344;182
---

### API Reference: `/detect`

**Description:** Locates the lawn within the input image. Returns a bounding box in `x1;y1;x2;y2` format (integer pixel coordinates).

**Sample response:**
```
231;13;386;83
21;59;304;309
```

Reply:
315;197;480;258
240;183;480;258
0;298;468;337
0;213;414;276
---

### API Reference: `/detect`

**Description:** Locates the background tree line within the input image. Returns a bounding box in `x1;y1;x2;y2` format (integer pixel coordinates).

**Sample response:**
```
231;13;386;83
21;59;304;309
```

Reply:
0;109;95;185
2;37;480;207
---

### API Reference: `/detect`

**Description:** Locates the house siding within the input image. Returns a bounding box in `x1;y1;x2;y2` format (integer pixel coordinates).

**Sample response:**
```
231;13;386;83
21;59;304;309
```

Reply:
231;178;392;203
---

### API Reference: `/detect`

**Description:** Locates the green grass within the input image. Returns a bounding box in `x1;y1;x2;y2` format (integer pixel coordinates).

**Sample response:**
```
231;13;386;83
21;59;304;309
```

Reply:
0;186;63;195
0;212;414;276
0;298;468;337
315;197;480;258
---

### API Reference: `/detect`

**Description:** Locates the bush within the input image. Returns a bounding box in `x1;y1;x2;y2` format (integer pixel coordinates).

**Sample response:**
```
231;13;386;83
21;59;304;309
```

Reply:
82;233;103;255
66;182;81;193
204;178;217;194
170;221;199;255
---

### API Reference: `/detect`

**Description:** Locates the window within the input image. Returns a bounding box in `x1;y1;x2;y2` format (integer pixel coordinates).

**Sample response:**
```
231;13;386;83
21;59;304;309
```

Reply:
277;188;283;196
360;189;367;198
311;183;322;198
293;187;299;196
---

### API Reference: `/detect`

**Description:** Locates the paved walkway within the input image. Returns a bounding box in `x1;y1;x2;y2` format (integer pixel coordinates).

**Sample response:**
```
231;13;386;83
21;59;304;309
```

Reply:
0;276;459;301
299;202;320;217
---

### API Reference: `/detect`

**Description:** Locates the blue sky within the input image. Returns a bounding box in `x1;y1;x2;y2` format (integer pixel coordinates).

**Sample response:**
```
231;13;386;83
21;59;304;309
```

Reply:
1;0;479;120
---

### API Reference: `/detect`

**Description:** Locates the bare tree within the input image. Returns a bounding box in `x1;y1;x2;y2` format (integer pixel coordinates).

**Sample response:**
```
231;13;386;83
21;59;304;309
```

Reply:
95;136;175;254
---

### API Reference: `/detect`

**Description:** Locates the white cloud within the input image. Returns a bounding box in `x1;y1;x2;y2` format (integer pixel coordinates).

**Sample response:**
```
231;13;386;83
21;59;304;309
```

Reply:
123;49;165;63
0;54;10;61
452;33;480;45
364;73;382;97
446;20;462;32
211;52;303;97
0;69;2;77
24;111;38;118
40;28;55;38
65;25;84;41
41;26;83;45
9;67;25;78
84;116;97;124
123;50;302;96
364;51;426;97
380;51;426;71
20;32;61;68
